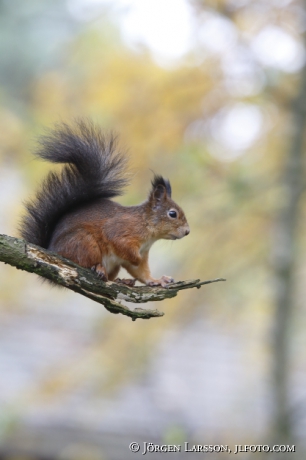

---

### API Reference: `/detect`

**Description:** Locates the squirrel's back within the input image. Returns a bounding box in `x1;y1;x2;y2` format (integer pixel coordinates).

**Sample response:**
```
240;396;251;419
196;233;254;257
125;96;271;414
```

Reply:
20;120;128;248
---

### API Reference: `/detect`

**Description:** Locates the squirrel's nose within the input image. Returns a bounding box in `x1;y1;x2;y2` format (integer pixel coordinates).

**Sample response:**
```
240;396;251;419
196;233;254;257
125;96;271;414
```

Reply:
185;228;190;236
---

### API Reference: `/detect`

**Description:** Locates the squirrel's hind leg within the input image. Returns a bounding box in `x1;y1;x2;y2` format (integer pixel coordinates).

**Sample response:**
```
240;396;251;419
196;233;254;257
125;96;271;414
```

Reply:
91;263;108;281
51;228;108;280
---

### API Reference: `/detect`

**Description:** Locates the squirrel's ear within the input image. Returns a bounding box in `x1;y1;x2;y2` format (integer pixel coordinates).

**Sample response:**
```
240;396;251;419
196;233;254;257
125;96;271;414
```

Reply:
150;174;171;200
151;184;167;203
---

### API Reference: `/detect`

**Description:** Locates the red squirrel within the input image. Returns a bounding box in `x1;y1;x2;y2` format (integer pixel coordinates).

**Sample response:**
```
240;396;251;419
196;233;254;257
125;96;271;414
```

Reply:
20;120;190;287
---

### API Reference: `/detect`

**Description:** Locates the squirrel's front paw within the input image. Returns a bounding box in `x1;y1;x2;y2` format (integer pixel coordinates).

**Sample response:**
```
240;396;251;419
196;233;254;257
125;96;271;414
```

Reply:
147;275;174;288
160;275;174;287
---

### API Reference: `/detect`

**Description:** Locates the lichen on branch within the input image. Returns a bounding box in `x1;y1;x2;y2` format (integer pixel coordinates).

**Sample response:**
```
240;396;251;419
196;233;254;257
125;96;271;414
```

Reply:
0;234;225;321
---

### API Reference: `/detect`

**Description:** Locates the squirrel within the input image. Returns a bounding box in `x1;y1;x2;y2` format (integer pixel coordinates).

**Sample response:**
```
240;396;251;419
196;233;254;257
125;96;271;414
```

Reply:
20;120;190;288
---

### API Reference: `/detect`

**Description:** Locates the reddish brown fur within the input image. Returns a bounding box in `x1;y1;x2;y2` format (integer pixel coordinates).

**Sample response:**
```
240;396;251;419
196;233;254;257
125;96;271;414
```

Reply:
48;182;190;287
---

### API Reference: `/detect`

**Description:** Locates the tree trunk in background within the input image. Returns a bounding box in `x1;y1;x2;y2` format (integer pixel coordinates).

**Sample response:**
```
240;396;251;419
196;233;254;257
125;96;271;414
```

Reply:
270;23;306;441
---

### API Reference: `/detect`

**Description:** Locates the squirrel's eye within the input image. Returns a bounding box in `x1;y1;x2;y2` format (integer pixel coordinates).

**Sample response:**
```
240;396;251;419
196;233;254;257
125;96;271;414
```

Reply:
168;210;177;219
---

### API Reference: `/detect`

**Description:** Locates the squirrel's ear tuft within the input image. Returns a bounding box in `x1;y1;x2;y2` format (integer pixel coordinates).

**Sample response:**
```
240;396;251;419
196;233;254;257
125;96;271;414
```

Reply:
151;174;171;198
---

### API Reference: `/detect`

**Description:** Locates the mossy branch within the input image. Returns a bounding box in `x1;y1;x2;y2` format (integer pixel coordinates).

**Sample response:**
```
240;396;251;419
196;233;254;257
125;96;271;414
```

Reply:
0;234;225;321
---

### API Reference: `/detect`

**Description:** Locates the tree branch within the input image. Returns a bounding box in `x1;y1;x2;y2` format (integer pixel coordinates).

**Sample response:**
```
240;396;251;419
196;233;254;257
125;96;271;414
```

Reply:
0;234;225;321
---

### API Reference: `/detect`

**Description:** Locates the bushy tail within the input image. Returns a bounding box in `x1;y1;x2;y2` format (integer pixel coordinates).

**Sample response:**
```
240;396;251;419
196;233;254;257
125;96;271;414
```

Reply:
20;120;128;248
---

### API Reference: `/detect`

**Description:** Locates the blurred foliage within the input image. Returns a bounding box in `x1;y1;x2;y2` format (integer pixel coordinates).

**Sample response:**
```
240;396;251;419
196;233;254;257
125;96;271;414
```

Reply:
0;0;306;449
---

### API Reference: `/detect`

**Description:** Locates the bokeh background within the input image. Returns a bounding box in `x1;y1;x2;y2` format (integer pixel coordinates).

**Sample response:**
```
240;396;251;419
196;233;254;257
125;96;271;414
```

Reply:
0;0;306;458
